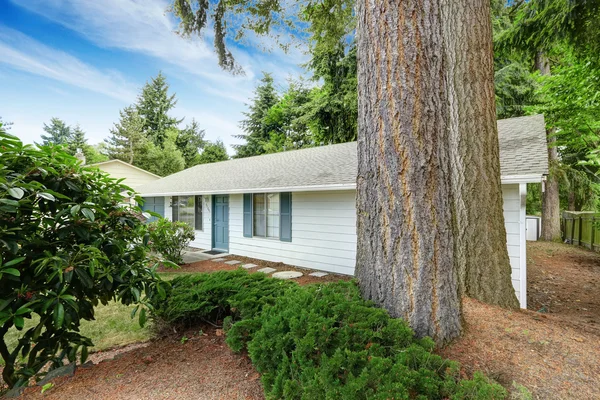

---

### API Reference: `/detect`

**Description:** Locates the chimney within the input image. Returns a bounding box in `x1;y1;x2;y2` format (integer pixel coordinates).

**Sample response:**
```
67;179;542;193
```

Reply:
75;148;86;165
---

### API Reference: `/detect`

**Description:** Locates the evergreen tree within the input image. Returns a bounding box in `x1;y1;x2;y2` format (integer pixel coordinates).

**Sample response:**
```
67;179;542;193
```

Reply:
68;125;88;155
197;140;229;164
176;119;206;167
105;106;146;164
136;72;182;148
41;118;72;146
234;73;279;158
137;128;185;176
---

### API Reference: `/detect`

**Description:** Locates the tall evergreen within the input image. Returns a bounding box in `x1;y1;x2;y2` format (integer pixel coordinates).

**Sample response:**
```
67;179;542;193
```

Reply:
136;72;182;148
41;118;71;146
105;106;146;164
176;119;206;167
68;125;88;155
197;140;229;164
234;73;279;158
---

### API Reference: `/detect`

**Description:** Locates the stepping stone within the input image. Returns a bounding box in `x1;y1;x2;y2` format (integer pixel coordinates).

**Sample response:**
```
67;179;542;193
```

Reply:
242;263;258;269
212;258;226;262
257;267;276;274
225;260;241;265
272;271;303;280
309;272;329;278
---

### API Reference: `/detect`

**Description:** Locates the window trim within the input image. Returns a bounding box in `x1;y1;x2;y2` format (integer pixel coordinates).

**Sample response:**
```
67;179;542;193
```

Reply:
171;195;203;231
252;193;280;239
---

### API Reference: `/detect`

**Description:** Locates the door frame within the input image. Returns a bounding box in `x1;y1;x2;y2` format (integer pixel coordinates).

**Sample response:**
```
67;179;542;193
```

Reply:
211;194;230;252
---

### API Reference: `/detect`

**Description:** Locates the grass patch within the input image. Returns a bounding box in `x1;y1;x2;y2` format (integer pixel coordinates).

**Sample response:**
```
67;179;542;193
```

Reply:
2;302;152;366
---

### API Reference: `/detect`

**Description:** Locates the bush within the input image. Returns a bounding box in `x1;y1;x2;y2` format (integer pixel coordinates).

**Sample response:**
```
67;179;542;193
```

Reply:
155;271;507;399
147;218;195;264
0;129;169;389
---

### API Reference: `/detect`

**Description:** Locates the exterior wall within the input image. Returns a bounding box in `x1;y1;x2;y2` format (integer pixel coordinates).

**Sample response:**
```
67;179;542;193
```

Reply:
229;191;357;275
158;185;527;308
502;184;527;308
96;161;159;189
164;195;213;250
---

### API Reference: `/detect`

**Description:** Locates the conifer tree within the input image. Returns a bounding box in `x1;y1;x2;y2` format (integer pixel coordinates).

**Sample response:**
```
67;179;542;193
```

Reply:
176;119;206;167
136;72;182;148
41;118;72;146
234;73;279;158
197;140;229;164
105;106;146;164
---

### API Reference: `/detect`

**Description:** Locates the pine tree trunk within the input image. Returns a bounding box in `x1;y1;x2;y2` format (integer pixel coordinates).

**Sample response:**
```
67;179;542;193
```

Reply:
542;135;561;240
536;52;562;241
441;1;519;308
356;0;461;343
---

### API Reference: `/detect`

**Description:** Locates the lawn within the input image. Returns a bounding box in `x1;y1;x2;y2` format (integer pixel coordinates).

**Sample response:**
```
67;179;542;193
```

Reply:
1;271;199;365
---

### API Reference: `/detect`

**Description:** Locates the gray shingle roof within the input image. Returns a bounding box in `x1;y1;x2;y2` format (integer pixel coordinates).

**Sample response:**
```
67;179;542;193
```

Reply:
137;115;548;196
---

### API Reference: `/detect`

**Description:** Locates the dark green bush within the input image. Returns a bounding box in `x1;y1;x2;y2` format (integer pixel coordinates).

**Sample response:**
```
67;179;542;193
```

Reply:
151;270;294;326
155;271;507;399
147;218;195;264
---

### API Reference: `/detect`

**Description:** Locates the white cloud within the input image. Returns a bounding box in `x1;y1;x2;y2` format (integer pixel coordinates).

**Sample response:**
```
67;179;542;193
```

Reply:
0;25;137;101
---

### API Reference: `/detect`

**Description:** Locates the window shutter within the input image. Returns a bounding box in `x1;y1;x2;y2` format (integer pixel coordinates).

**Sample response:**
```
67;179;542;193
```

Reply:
243;193;253;237
195;195;203;230
280;192;292;242
172;196;178;221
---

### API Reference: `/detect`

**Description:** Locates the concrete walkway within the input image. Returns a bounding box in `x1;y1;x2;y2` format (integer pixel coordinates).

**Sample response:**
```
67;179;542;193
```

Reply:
182;250;228;264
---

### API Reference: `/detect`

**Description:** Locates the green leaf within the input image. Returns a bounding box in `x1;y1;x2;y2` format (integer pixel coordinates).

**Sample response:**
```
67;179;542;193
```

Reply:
130;305;139;319
75;268;94;288
14;316;24;329
38;192;56;201
53;302;65;328
0;199;19;206
15;307;32;316
3;256;26;267
81;345;89;364
131;287;141;302
8;187;24;199
1;268;20;276
139;307;147;327
71;204;81;216
81;208;95;222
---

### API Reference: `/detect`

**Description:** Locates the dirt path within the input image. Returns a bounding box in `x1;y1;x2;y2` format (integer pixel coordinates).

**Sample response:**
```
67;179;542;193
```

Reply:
20;327;264;400
440;242;600;400
527;241;600;335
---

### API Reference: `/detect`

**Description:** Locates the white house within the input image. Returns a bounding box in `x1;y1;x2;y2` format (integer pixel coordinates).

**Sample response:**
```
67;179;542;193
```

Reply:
136;115;549;308
89;159;161;190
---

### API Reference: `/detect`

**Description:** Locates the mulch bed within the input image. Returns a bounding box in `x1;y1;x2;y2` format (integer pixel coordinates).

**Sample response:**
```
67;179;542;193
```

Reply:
163;254;352;286
19;326;264;400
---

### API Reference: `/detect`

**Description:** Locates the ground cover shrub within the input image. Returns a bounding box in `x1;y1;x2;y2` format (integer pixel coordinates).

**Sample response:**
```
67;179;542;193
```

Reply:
147;218;195;264
151;270;294;327
155;271;507;399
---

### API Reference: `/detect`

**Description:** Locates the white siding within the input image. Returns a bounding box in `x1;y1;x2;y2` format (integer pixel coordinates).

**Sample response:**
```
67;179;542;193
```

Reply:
502;184;527;308
229;191;357;275
95;161;159;189
164;195;212;250
159;184;528;308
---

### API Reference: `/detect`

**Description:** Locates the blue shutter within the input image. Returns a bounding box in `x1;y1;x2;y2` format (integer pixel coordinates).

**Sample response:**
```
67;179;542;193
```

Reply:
243;193;253;237
280;192;292;242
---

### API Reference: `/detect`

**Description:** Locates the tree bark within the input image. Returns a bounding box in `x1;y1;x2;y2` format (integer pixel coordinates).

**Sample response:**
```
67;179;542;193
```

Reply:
442;1;519;308
542;134;562;240
356;0;461;344
536;52;562;241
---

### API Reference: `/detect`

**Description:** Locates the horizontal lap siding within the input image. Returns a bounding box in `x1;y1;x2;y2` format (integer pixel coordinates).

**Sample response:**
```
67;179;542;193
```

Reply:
229;191;357;275
502;184;523;305
164;196;212;250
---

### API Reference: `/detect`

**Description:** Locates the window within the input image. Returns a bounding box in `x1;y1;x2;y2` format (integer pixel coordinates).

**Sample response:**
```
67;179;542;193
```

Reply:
172;195;203;230
253;193;280;238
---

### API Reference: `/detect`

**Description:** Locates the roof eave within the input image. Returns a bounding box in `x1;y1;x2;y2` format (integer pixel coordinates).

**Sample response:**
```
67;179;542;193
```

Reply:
500;174;545;184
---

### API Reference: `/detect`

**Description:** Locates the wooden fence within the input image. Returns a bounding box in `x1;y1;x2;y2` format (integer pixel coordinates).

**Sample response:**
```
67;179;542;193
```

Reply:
562;211;600;251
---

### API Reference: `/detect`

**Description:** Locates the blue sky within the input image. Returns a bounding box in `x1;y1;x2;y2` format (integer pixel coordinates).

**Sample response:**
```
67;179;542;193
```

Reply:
0;0;308;153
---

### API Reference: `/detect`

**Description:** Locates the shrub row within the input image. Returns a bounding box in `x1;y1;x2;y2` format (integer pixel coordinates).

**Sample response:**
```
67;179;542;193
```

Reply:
151;271;507;399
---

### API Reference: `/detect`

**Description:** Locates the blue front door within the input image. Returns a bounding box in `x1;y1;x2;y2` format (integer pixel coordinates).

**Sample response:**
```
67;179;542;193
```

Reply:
212;195;229;251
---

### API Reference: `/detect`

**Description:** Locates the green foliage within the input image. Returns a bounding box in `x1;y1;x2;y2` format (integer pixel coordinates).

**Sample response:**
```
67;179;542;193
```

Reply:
494;62;538;119
136;128;186;177
176;119;206;167
0;128;169;388
197;140;229;164
136;72;183;148
154;271;506;399
235;73;280;158
105;106;147;164
151;270;293;326
147;219;195;265
40;118;71;146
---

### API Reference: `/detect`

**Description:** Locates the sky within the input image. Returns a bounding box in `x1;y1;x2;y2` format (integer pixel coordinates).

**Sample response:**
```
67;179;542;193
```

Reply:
0;0;308;153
